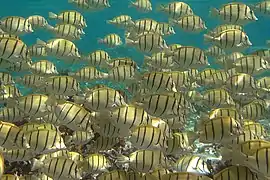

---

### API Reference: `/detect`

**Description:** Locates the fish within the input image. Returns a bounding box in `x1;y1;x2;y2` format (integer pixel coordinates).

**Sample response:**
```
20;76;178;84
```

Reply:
48;10;87;28
210;2;258;25
25;129;66;154
116;149;167;173
46;23;84;40
169;15;207;33
173;155;211;176
81;153;111;174
204;29;252;52
126;33;168;54
31;157;83;180
98;33;122;47
129;0;152;12
0;16;33;35
157;2;193;19
27;15;48;28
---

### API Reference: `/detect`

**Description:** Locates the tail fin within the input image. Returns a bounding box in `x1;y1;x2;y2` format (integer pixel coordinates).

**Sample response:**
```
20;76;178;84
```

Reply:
209;8;219;17
31;158;43;171
144;55;152;64
156;4;166;12
97;38;104;44
204;34;214;44
45;24;55;31
128;1;136;8
106;20;113;24
125;38;135;46
48;12;57;19
36;38;47;47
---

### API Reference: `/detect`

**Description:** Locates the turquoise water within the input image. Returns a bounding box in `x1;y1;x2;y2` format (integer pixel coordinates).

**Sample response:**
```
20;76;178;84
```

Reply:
0;0;268;68
0;0;269;94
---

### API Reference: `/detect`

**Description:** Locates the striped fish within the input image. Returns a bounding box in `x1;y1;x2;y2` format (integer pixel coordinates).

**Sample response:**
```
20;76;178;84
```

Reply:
106;57;137;68
65;130;94;146
207;24;243;36
166;132;193;156
98;33;122;47
198;117;242;144
30;60;58;76
88;0;111;9
116;150;167;173
244;123;267;139
234;55;269;75
0;85;22;103
53;101;92;131
7;94;53;118
105;104;150;136
26;129;66;154
159;22;175;36
139;94;183;119
170;15;207;33
232;147;270;177
130;125;167;150
27;15;48;28
215;52;244;70
173;155;211;175
46;23;84;40
106;64;137;84
127;33;168;54
89;136;118;151
35;38;81;61
141;71;177;93
0;37;30;63
31;157;83;180
48;10;87;28
144;52;176;70
0;16;33;35
68;0;90;10
162;172;212;180
68;66;107;82
41;76;81;96
201;88;236;108
129;18;162;35
1;148;34;162
85;50;111;67
92;121;121;138
252;1;270;15
157;2;194;19
74;87;126;111
0;72;14;85
16;74;44;88
210;2;258;25
205;45;225;57
0;107;22;122
241;100;267;120
0;121;30;149
98;170;128;180
213;166;256;180
82;153;111;174
107;15;133;28
225;73;257;94
21;122;57;132
129;0;152;12
206;107;242;121
28;44;47;58
165;46;209;70
204;29;252;52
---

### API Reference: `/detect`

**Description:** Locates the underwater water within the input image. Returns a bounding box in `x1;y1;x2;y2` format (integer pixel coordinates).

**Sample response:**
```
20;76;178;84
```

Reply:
1;0;269;68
